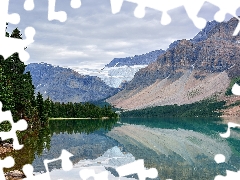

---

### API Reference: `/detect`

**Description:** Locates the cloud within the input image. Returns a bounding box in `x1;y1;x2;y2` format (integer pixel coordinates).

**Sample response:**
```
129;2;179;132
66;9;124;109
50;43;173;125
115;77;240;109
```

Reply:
106;51;126;56
7;0;221;70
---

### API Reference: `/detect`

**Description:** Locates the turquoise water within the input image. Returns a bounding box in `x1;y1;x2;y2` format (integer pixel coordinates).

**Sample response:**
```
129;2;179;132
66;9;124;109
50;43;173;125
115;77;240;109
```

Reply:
30;117;240;180
116;117;240;179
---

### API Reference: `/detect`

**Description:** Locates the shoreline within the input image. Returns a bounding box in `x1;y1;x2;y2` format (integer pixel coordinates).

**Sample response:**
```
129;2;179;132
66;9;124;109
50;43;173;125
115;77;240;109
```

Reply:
49;117;111;120
2;115;239;179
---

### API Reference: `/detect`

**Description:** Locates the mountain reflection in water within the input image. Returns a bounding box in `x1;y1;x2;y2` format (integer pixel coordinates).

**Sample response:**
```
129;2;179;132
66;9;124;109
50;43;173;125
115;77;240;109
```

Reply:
108;117;240;180
5;117;240;180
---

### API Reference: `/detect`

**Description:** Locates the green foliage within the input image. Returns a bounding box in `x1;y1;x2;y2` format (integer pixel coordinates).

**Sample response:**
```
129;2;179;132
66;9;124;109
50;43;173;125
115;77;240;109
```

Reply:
225;76;240;96
49;101;118;119
121;99;226;118
0;27;53;172
0;28;35;121
36;92;50;125
0;26;118;172
0;27;47;139
0;66;14;112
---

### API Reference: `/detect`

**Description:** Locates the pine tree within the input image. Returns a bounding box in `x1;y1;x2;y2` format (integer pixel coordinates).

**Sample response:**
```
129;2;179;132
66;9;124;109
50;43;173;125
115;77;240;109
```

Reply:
0;28;36;121
0;66;14;111
36;92;45;124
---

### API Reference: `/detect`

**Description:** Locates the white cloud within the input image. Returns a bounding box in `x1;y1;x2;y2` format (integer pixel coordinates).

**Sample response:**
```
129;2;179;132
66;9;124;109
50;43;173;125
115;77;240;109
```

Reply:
106;51;126;56
56;48;89;57
7;0;222;71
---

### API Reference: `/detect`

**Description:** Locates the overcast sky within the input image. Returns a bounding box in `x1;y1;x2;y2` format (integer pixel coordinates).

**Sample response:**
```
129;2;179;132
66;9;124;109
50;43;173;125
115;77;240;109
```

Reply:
7;0;235;69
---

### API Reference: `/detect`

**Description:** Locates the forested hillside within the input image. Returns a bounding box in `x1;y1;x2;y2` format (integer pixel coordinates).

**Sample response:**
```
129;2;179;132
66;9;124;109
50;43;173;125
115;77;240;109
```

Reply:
120;99;226;118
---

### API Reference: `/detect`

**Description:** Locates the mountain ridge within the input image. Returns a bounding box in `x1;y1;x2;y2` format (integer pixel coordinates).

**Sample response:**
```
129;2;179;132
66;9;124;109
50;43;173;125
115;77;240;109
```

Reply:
25;63;120;103
107;17;240;111
105;49;165;67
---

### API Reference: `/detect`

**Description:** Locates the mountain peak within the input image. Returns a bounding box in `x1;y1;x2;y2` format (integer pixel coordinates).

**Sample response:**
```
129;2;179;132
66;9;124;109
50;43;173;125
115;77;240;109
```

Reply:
105;49;165;67
107;17;240;110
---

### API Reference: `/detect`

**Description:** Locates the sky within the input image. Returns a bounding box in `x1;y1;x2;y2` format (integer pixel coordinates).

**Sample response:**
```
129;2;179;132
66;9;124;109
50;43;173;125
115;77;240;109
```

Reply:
7;0;235;70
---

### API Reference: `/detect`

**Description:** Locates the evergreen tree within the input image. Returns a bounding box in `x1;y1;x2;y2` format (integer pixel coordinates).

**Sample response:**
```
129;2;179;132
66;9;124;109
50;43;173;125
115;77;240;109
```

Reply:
0;28;35;121
36;92;45;125
0;66;14;111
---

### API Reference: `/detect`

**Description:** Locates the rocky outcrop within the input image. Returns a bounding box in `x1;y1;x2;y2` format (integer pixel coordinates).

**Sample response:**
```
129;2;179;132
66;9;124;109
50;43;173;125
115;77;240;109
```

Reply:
167;21;219;51
25;63;120;102
105;49;165;67
107;17;240;110
190;20;219;43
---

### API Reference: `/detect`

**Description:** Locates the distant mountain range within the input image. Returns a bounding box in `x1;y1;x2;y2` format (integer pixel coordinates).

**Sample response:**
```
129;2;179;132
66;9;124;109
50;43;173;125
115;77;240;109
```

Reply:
25;50;166;102
26;17;240;113
101;49;165;88
107;17;240;112
70;49;165;88
25;63;120;102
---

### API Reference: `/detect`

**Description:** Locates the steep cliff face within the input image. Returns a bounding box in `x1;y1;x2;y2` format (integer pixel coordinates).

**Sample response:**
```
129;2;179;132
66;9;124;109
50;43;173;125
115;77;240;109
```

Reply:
25;63;120;102
107;17;240;110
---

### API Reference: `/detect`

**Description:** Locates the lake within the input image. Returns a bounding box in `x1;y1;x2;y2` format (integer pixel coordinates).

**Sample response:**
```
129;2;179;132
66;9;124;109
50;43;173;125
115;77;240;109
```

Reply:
15;117;240;180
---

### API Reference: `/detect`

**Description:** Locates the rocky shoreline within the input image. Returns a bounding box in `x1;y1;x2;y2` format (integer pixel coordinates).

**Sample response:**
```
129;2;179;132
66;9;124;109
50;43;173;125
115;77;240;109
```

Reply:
0;144;24;180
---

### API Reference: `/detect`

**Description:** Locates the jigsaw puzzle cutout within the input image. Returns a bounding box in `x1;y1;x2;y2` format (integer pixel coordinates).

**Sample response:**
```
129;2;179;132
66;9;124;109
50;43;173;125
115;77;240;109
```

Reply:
0;156;14;180
116;159;158;180
79;169;109;180
220;122;240;138
110;0;240;35
0;0;35;62
22;149;73;180
214;153;240;180
24;0;35;11
79;159;158;180
22;152;157;180
0;0;82;62
232;83;240;96
47;158;158;180
213;85;240;179
0;0;240;179
0;101;28;150
110;0;207;28
48;0;81;22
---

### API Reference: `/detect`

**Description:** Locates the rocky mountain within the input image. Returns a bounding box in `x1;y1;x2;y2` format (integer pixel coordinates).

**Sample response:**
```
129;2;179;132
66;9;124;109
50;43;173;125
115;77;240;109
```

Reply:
107;17;240;110
100;49;165;88
190;20;219;43
167;20;219;50
105;49;165;67
71;50;165;88
25;63;120;102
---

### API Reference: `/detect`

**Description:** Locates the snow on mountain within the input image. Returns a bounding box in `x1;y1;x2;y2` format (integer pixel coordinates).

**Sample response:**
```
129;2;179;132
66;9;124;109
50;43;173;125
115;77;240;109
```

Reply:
70;50;165;88
70;65;148;88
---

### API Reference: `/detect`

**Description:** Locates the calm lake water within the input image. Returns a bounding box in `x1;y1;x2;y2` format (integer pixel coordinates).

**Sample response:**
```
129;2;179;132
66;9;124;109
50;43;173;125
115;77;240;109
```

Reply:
19;117;240;180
